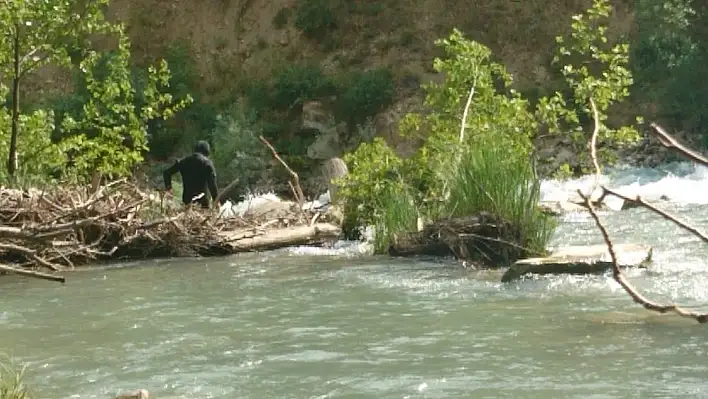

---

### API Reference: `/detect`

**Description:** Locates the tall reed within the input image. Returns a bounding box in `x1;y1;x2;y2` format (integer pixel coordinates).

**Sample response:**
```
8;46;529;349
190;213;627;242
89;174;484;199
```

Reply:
371;182;419;253
0;356;32;399
442;140;556;257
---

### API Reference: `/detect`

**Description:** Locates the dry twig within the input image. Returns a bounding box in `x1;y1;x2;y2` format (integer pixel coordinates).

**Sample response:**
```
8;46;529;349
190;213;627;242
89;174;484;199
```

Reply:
259;135;306;207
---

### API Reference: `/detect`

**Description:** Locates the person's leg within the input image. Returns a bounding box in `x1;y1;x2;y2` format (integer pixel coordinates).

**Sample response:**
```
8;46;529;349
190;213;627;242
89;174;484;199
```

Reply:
197;192;210;209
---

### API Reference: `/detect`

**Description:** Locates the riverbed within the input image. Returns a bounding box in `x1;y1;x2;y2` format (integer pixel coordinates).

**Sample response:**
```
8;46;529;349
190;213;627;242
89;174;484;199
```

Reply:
3;163;708;398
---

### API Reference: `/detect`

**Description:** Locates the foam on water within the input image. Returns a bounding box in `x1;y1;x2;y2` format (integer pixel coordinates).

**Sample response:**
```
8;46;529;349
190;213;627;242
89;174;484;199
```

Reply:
541;161;708;204
218;190;375;257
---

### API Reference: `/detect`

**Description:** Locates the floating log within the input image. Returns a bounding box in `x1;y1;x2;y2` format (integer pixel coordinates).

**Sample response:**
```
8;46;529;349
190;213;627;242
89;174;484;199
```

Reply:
501;243;653;283
388;213;530;267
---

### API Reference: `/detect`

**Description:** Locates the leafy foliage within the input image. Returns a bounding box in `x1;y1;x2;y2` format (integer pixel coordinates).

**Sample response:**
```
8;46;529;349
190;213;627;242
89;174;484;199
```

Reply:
398;28;537;199
337;137;405;239
272;63;335;109
335;68;395;130
0;0;117;177
0;96;66;184
535;0;640;170
58;32;192;181
338;1;638;254
210;102;269;193
630;0;708;138
0;0;114;73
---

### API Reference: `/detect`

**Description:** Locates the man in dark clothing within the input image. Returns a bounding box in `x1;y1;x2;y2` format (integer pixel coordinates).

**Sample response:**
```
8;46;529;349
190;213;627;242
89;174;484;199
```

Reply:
163;140;219;209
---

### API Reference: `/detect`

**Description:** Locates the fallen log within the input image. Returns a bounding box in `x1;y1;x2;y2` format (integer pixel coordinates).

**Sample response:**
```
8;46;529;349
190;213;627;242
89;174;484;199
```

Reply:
219;223;342;252
0;263;65;283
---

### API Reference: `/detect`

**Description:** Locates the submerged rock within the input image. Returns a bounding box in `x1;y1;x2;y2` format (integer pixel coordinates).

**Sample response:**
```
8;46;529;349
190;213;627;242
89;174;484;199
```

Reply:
501;243;653;283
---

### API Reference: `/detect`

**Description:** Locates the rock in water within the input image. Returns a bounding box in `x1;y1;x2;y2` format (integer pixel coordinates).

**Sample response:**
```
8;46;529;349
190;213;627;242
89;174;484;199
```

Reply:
321;157;348;204
113;389;150;399
501;243;653;283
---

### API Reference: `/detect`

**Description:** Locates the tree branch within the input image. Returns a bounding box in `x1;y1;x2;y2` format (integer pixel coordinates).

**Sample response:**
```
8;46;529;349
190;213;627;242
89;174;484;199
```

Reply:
578;190;708;323
577;101;708;323
259;136;305;207
602;187;708;244
649;123;708;168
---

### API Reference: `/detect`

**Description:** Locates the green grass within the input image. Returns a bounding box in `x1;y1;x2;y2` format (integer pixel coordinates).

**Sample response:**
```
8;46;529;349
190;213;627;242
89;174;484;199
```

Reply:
0;357;32;399
372;182;419;254
442;141;556;258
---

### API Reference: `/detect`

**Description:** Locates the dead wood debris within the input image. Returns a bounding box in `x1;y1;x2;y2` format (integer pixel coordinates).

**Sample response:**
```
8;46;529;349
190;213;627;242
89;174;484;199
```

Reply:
0;181;327;284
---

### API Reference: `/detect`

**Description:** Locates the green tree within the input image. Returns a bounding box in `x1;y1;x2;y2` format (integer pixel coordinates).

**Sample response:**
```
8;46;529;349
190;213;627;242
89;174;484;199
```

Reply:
59;32;192;181
0;84;66;183
535;0;639;170
399;28;537;199
0;0;114;178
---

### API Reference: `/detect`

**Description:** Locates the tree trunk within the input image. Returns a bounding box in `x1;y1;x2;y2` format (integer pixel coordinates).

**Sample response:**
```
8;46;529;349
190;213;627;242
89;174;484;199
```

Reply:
8;25;21;178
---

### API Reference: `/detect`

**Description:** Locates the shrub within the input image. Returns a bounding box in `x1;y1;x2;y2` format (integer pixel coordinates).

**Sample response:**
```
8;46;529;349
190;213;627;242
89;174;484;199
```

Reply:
272;63;335;109
336;68;395;130
336;137;405;239
210;102;269;195
371;182;419;253
294;0;336;38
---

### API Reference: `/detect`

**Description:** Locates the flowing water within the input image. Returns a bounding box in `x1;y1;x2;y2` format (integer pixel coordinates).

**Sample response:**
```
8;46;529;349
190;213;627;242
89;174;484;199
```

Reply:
4;163;708;399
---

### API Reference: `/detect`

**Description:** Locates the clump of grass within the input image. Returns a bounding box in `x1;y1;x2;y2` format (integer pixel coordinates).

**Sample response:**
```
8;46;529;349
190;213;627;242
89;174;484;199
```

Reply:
0;356;33;399
443;140;556;257
372;182;419;253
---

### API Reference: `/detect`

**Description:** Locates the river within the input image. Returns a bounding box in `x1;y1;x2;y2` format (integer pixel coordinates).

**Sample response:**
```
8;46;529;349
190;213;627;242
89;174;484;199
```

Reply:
3;162;708;398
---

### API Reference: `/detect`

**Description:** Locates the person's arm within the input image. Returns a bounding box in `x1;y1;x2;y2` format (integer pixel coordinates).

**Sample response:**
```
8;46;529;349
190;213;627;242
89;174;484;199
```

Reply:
163;159;181;191
206;161;219;205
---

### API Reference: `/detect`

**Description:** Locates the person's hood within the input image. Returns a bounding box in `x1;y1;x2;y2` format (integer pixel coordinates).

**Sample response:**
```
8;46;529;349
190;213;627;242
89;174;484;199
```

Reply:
194;140;211;156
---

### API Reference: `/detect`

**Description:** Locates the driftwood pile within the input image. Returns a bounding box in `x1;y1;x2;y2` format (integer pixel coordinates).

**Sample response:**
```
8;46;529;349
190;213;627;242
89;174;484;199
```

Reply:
0;180;341;284
387;212;533;267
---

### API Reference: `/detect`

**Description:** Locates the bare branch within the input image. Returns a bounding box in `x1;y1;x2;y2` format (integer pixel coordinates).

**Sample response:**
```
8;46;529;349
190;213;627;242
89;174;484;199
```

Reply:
603;187;708;244
578;100;708;323
649;123;708;168
578;190;708;323
458;69;478;144
259;135;306;207
587;98;601;196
